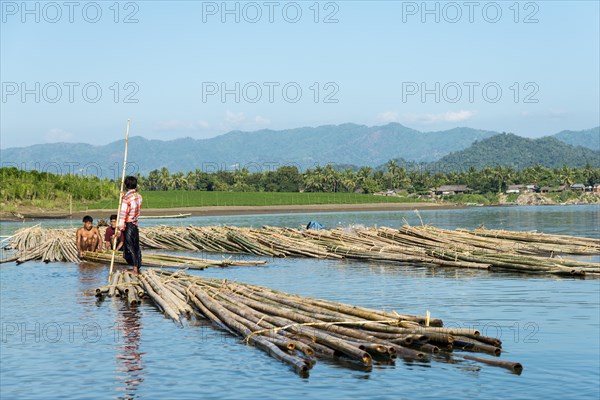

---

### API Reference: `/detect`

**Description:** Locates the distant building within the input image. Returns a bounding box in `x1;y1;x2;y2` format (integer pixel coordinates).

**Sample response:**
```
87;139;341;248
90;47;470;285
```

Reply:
539;186;564;193
373;190;397;196
593;184;600;193
432;185;472;195
506;185;524;194
525;184;538;193
570;183;586;191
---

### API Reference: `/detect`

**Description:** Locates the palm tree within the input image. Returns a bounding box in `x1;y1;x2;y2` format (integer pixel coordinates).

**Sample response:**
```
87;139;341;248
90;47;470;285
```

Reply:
171;172;188;190
185;171;197;190
355;166;376;193
146;169;161;190
303;167;325;192
158;167;171;191
581;163;599;186
521;166;540;185
322;165;340;192
492;166;515;193
357;166;372;181
386;160;399;189
558;165;575;186
465;166;480;190
341;169;357;192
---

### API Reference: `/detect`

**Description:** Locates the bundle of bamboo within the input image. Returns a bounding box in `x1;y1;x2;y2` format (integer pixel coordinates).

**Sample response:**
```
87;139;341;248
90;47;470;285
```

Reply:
95;270;144;305
82;251;266;269
6;226;79;264
95;268;523;376
5;224;599;277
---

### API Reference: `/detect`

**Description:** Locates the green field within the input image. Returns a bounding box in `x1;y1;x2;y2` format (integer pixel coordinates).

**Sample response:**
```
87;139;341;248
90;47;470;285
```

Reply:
85;191;426;210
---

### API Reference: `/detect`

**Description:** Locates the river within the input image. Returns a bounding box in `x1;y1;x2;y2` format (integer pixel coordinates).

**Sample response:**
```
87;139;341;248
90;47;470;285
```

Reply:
1;205;599;399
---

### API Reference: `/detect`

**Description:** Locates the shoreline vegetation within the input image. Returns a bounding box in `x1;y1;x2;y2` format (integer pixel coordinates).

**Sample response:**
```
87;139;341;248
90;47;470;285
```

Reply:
1;166;599;221
1;191;599;221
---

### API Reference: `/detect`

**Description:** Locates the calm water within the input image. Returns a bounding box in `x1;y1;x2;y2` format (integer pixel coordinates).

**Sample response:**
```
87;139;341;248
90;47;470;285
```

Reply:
1;205;599;399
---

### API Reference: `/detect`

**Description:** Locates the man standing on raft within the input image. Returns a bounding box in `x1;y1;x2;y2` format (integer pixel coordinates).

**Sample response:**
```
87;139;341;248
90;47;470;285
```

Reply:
117;176;143;274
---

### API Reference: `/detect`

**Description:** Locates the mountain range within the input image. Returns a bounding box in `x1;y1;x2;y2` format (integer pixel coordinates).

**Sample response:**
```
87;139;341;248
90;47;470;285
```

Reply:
1;124;598;176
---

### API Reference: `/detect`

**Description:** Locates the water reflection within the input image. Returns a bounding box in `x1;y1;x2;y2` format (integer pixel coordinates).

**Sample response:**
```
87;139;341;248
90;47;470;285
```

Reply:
77;262;105;297
114;305;145;399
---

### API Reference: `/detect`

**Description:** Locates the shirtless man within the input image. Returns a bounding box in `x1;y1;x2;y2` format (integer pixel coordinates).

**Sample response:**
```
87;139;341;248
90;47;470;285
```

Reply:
76;215;101;258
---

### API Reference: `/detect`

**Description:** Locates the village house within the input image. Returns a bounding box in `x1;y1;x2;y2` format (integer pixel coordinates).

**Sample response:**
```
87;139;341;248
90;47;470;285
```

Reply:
525;184;538;192
539;185;566;193
374;189;401;196
506;185;525;194
432;185;472;195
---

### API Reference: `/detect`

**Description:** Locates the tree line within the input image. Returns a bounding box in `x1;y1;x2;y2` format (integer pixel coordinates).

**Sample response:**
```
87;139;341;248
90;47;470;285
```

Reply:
2;163;599;203
137;163;600;194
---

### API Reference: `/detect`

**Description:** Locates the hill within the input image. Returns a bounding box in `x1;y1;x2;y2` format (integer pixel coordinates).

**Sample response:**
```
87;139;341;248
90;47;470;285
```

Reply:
553;127;600;151
435;133;600;170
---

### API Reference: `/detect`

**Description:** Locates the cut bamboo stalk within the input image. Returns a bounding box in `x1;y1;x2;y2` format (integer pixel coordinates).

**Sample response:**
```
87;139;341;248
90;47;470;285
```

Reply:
461;354;523;374
108;271;121;297
138;273;181;323
453;336;501;356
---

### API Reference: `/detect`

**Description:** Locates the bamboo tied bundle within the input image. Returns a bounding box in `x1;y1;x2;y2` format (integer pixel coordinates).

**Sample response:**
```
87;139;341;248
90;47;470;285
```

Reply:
95;269;523;376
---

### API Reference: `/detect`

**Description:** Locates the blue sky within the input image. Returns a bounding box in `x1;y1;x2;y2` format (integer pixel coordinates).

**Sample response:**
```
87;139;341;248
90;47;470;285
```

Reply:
1;0;599;148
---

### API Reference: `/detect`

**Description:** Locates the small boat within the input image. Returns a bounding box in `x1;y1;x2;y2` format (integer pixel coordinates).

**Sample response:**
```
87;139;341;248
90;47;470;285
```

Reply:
18;212;72;219
138;213;192;220
464;203;484;207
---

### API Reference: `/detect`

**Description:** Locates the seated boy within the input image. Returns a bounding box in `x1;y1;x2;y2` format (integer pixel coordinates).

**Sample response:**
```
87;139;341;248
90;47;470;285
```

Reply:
104;214;124;251
76;215;101;258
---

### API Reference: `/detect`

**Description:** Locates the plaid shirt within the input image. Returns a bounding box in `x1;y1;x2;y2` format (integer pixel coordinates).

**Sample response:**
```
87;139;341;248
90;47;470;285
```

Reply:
118;189;142;230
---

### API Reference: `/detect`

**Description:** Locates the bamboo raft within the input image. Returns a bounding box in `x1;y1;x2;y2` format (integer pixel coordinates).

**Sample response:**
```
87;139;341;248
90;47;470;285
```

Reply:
3;225;599;276
83;251;266;269
97;268;523;376
0;226;265;269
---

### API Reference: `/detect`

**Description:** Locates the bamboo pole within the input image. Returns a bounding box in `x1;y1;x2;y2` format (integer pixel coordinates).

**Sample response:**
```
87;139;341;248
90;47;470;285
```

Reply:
460;354;523;374
453;336;502;356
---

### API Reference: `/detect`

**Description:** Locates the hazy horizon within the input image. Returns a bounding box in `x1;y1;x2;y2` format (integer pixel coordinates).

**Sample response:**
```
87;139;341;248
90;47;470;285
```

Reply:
1;122;598;150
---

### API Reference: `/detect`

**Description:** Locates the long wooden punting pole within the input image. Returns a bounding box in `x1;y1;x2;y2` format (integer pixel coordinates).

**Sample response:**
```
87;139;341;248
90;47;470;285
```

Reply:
108;119;131;283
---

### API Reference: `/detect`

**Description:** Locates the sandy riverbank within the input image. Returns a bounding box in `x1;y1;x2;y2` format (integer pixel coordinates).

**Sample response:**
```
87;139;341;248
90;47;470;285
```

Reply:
0;202;465;221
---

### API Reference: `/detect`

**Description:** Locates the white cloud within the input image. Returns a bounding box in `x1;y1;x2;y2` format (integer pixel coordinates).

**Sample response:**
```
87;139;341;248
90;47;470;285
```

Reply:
225;110;246;124
255;115;271;125
376;111;400;123
196;120;210;129
45;128;73;142
402;110;476;124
